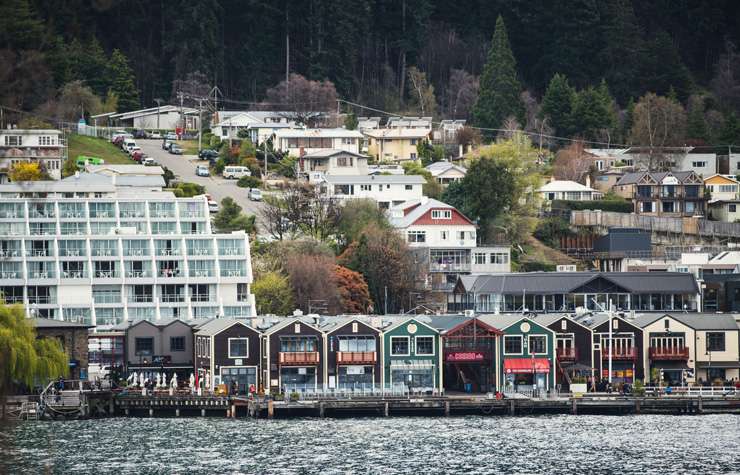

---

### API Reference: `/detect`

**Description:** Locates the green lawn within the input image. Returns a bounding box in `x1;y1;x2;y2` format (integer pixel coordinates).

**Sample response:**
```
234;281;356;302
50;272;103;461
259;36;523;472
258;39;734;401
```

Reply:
68;135;135;165
175;140;199;155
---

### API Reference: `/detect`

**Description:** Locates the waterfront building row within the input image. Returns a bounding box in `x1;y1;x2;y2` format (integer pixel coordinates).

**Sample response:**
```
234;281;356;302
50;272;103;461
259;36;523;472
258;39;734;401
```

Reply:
84;310;740;395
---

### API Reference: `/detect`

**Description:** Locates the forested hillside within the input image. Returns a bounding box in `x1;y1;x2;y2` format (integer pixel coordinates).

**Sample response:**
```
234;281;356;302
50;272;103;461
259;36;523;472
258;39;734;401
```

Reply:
2;0;740;145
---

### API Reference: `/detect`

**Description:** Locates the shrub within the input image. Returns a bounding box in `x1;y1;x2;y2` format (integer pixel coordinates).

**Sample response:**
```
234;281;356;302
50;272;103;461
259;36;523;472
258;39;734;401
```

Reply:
237;175;263;189
172;182;205;198
533;217;573;248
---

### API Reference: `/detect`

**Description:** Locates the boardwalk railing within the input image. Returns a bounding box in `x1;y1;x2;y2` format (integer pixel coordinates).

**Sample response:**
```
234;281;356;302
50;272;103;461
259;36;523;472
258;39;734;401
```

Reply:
279;385;442;400
571;210;740;239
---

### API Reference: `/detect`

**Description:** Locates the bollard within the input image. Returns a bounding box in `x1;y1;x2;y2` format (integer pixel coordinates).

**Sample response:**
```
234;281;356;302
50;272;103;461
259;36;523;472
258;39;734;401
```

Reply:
175;408;180;417
149;408;154;417
125;408;130;416
201;408;206;417
697;396;703;414
444;401;450;417
509;400;515;416
232;404;237;419
571;398;577;415
635;399;641;414
384;402;389;417
319;402;325;418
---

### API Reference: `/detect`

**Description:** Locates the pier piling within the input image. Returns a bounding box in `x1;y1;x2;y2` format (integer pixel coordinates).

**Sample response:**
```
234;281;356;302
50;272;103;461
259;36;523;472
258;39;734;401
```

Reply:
267;400;274;419
571;399;577;415
444;401;450;417
384;402;389;417
509;400;515;416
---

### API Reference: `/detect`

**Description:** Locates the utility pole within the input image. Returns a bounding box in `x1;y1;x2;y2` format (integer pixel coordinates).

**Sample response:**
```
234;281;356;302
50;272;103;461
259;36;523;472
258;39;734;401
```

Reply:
177;91;184;139
285;6;290;98
608;300;613;385
197;98;203;153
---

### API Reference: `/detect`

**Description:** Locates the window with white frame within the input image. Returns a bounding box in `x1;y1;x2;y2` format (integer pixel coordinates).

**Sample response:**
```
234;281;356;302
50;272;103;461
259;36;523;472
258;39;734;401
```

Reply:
39;136;56;146
415;336;435;356
691;161;707;168
474;252;486;265
4;135;22;146
336;156;353;167
529;335;547;354
457;231;466;240
490;252;509;264
228;338;249;358
360;184;371;191
407;230;426;243
390;336;409;355
431;209;452;219
504;335;522;354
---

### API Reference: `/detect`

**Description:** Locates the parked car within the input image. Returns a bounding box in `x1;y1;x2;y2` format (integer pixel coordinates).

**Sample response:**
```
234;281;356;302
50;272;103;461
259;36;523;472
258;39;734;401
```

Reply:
127;146;141;156
165;132;178;140
223;166;251;179
195;165;210;177
198;149;219;160
133;129;148;139
248;188;262;201
162;140;172;150
143;157;157;166
169;145;183;155
208;200;219;213
149;131;162;139
131;151;144;162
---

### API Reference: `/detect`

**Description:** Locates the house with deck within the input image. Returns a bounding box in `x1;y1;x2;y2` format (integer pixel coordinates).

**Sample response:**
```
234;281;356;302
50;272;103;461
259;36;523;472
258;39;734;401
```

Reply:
323;317;382;390
262;318;326;393
535;314;594;391
579;313;645;384
124;319;196;380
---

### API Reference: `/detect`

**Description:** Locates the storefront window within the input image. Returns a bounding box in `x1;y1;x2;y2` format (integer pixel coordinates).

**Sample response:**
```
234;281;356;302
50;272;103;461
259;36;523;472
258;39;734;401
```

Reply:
281;367;316;390
221;367;256;393
390;366;434;389
338;336;376;352
338;366;374;389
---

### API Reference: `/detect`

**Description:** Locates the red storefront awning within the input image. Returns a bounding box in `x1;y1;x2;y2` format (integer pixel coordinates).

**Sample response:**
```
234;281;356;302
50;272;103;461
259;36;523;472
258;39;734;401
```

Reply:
504;358;550;374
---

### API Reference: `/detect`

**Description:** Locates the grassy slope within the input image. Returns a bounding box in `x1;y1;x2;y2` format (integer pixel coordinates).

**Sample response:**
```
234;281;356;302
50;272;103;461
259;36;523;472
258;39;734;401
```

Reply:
68;135;135;165
175;140;199;155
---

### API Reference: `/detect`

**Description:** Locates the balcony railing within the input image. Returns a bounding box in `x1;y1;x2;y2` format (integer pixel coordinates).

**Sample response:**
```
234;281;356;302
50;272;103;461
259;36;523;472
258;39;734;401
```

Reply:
92;249;116;257
556;347;578;361
430;262;471;273
26;249;52;257
337;351;376;364
157;248;181;256
158;269;182;278
28;296;56;304
0;249;20;258
189;270;214;278
29;271;54;279
221;269;245;277
279;351;320;365
59;249;84;257
189;294;213;302
126;270;151;278
62;271;87;279
649;346;689;360
601;347;637;360
128;295;153;303
0;271;21;279
94;271;119;278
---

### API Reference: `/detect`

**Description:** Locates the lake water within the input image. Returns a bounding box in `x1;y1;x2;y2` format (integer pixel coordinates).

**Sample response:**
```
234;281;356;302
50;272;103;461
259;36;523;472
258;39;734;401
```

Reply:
1;415;738;474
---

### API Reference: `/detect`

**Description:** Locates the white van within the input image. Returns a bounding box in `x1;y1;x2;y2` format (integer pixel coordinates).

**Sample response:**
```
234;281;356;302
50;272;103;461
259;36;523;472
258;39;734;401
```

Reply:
222;166;251;179
122;138;136;152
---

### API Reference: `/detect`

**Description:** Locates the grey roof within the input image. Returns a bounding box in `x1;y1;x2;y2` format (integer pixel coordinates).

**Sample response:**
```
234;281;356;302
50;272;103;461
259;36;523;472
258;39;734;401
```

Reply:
324;174;426;185
616;171;696;186
422;315;469;332
114;175;166;188
457;272;699;295
533;313;593;332
477;314;554;332
31;317;91;328
634;313;739;330
195;318;257;336
302;149;367;159
593;229;651;254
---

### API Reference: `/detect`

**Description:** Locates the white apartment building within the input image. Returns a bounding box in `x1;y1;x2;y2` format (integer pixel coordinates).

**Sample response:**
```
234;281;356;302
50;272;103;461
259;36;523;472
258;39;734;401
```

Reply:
0;176;255;327
322;174;425;209
388;198;511;290
275;128;364;157
211;111;296;144
0;128;65;182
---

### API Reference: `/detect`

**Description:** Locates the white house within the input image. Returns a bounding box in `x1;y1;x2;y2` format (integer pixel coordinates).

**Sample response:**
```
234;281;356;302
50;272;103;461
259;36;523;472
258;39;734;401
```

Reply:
388;198;511;290
538;180;602;201
322;174;425;209
586;147;717;177
275;128;363;157
211;111;296;144
425;161;467;186
704;174;739;202
297;149;369;183
0;128;65;182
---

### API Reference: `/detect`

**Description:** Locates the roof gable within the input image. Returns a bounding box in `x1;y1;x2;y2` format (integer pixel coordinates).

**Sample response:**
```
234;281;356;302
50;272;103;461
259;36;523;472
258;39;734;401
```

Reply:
569;275;631;294
383;317;439;335
326;318;380;335
263;317;323;335
444;317;503;336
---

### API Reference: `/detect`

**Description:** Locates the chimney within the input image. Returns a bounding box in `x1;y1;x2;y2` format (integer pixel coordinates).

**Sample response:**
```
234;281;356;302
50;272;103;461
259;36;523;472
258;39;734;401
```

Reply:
458;144;463;157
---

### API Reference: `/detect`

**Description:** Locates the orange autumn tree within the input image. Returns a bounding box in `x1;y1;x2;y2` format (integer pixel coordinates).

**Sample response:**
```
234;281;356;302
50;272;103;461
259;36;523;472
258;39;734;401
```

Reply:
334;265;372;314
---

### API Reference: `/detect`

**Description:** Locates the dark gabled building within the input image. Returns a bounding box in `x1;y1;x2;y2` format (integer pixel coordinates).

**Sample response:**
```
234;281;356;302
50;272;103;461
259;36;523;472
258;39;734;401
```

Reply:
702;273;740;313
194;319;262;393
578;313;645;384
534;314;594;390
262;318;326;393
323;317;382;389
592;228;652;272
448;272;700;314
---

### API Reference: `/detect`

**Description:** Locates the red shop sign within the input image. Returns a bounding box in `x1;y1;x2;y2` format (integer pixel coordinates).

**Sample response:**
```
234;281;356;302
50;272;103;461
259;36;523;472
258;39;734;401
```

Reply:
447;352;485;362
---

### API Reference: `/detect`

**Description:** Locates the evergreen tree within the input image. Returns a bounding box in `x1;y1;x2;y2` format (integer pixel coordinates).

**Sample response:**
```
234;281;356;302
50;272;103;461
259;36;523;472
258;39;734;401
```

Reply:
81;38;111;97
570;81;617;143
471;15;524;130
597;0;645;105
719;112;740;146
641;29;693;101
540;73;576;138
686;95;709;143
0;0;44;50
107;49;140;112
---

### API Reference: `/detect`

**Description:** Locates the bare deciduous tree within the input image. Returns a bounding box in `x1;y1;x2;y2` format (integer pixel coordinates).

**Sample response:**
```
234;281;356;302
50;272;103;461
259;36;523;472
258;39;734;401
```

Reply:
406;66;436;116
447;69;479;119
629;93;687;170
552;141;593;182
264;73;338;126
260;183;341;242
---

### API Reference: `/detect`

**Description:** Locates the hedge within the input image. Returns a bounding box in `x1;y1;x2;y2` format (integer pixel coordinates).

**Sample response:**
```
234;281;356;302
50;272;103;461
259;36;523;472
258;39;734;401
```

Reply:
552;199;633;213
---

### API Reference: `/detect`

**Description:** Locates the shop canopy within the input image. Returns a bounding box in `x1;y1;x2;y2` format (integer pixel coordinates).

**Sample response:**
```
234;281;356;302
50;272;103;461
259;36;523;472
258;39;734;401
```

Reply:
504;358;550;374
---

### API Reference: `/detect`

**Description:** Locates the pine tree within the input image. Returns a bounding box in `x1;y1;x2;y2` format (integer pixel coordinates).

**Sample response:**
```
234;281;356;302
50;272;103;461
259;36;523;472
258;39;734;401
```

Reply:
540;73;576;138
107;49;140;112
471;15;524;130
0;0;44;50
641;30;693;101
686;95;708;143
82;38;111;97
570;80;617;143
719;112;740;146
597;0;645;105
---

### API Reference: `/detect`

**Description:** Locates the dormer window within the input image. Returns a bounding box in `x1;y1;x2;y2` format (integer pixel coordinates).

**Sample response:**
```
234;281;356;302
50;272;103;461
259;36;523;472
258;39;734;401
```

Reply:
431;210;451;219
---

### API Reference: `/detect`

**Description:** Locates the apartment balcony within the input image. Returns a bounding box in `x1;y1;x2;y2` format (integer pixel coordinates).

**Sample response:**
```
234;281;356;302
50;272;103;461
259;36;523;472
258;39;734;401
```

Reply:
127;295;153;304
157;269;183;278
220;269;245;278
556;347;578;361
0;249;21;258
28;271;55;279
124;249;150;257
26;249;53;258
219;248;245;257
28;296;56;305
160;295;185;303
59;249;85;258
0;271;22;279
156;249;182;257
649;346;689;360
189;269;215;278
189;294;215;303
0;211;23;219
636;192;659;200
430;261;471;273
336;351;377;364
601;347;637;360
125;270;152;278
188;249;213;257
61;271;88;279
94;270;120;279
91;249;117;257
59;211;86;219
279;351;320;365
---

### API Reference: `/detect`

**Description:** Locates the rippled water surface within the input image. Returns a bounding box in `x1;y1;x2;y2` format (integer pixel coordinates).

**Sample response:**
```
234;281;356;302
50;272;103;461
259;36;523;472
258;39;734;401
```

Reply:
1;415;739;474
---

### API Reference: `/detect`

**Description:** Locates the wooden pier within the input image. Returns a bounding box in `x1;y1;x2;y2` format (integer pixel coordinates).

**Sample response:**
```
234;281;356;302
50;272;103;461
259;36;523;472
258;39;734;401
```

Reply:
106;393;740;419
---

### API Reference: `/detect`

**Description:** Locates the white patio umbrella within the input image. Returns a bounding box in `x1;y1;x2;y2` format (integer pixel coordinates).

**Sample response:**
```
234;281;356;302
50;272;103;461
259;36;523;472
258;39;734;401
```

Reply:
156;373;161;388
205;371;211;392
189;373;195;390
171;373;178;388
132;372;139;387
139;372;145;388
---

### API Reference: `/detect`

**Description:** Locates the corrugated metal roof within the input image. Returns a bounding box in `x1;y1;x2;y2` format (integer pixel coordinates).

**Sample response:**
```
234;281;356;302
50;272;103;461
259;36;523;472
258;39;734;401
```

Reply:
31;317;91;328
195;318;257;336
